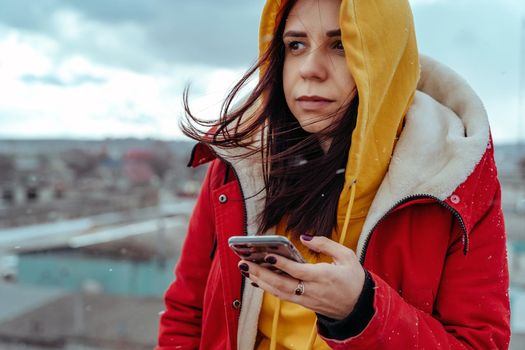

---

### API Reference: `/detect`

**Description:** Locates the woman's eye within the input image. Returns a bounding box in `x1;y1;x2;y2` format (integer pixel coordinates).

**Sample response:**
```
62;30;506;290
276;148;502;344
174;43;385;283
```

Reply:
333;40;344;51
287;41;305;51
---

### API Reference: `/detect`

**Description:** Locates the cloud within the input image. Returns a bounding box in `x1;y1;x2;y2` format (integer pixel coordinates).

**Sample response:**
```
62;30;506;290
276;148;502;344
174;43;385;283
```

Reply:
409;0;523;142
20;73;106;87
409;0;443;4
0;0;522;142
0;29;246;140
411;0;521;98
488;95;523;143
0;0;265;73
500;0;525;13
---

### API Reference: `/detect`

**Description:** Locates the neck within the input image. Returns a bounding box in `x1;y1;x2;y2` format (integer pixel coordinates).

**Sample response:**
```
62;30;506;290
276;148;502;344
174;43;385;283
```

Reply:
320;137;332;154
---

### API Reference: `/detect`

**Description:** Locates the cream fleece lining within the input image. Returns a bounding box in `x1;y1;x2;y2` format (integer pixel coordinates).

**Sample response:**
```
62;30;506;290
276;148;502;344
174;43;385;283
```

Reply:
356;56;489;258
210;136;270;350
211;56;490;350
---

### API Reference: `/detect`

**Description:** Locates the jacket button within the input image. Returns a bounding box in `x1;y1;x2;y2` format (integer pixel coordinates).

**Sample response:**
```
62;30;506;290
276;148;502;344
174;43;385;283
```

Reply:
219;194;228;203
450;194;460;204
232;299;241;309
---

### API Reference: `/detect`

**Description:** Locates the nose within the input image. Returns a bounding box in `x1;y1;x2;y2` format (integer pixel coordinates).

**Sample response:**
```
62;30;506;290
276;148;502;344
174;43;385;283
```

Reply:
299;48;328;81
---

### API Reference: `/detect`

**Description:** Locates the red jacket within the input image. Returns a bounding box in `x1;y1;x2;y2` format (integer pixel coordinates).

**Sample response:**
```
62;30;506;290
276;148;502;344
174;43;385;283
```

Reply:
157;136;510;349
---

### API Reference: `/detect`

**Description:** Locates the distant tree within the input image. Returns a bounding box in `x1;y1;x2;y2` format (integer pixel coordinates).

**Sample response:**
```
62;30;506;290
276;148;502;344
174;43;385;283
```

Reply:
61;149;101;179
149;141;174;182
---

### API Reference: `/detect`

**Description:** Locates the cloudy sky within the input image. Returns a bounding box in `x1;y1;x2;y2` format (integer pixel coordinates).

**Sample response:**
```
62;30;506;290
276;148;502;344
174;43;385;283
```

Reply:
0;0;523;143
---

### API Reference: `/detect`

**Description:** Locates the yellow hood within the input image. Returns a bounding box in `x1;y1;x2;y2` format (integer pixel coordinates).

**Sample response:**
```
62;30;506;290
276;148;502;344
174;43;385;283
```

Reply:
259;0;420;238
255;1;420;349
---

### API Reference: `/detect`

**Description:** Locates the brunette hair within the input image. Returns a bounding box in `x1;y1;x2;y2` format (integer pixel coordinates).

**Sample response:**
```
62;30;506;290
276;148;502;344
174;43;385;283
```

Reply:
181;0;358;238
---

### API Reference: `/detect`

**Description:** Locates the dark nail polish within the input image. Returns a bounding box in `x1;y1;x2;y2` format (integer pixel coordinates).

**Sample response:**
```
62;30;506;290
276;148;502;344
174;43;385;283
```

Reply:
239;263;249;272
241;271;249;278
265;256;277;264
301;234;313;241
251;282;259;288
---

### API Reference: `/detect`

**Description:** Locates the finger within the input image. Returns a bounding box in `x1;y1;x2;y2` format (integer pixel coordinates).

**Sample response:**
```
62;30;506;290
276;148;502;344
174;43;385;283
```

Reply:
263;254;317;281
240;260;299;299
300;235;355;265
251;275;303;303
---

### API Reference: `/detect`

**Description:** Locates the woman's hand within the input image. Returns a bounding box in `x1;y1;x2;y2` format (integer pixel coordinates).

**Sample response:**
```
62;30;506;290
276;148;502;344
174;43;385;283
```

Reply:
238;235;366;320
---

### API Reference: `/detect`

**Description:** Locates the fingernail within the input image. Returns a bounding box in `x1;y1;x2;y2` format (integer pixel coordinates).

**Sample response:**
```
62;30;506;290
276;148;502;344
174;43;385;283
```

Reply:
265;256;277;264
239;263;249;272
300;234;313;241
251;282;259;288
241;271;249;278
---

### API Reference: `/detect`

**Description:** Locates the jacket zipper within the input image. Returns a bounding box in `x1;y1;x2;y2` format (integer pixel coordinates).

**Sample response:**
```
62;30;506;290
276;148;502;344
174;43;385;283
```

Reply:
358;194;468;265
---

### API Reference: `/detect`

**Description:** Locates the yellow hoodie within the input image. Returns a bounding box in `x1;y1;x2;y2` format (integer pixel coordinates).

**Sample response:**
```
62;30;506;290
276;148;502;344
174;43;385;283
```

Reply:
256;0;420;349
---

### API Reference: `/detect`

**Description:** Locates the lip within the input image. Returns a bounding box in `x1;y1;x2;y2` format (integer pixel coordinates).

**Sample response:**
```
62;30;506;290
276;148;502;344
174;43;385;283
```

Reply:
297;95;334;102
296;95;334;111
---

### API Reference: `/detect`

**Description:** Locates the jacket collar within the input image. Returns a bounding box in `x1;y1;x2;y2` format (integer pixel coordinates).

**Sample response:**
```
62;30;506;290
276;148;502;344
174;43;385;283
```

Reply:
356;55;492;258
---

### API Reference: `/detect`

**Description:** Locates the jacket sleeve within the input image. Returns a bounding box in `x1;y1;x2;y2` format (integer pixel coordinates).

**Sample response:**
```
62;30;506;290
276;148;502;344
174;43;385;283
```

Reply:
156;161;217;349
320;185;511;349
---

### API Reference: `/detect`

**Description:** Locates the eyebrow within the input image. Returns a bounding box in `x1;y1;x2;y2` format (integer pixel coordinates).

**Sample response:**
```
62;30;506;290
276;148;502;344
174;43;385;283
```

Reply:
326;29;341;37
283;29;341;38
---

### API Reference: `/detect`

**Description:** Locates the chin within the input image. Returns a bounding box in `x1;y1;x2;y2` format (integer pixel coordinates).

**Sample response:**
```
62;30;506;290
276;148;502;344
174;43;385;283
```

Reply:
293;109;338;134
298;119;332;134
299;125;327;135
299;125;319;134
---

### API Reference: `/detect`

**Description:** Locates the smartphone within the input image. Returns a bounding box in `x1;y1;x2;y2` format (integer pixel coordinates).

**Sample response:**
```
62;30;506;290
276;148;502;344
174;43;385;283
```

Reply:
228;235;306;265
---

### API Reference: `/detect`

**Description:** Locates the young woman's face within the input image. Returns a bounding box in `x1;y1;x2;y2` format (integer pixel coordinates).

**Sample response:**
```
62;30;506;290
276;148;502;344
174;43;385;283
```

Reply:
283;0;356;134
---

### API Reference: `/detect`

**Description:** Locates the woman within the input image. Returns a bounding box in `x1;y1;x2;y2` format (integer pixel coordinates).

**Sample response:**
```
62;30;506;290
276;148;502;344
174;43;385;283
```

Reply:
157;0;510;349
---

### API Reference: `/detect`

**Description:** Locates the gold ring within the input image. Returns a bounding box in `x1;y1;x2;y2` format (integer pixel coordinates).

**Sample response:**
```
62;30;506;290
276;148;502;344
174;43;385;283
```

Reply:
294;280;305;296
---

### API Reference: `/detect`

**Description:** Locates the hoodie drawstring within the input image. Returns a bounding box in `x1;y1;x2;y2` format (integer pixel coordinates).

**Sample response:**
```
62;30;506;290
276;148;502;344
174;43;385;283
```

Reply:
268;181;357;350
306;323;318;348
339;180;357;247
270;298;281;350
